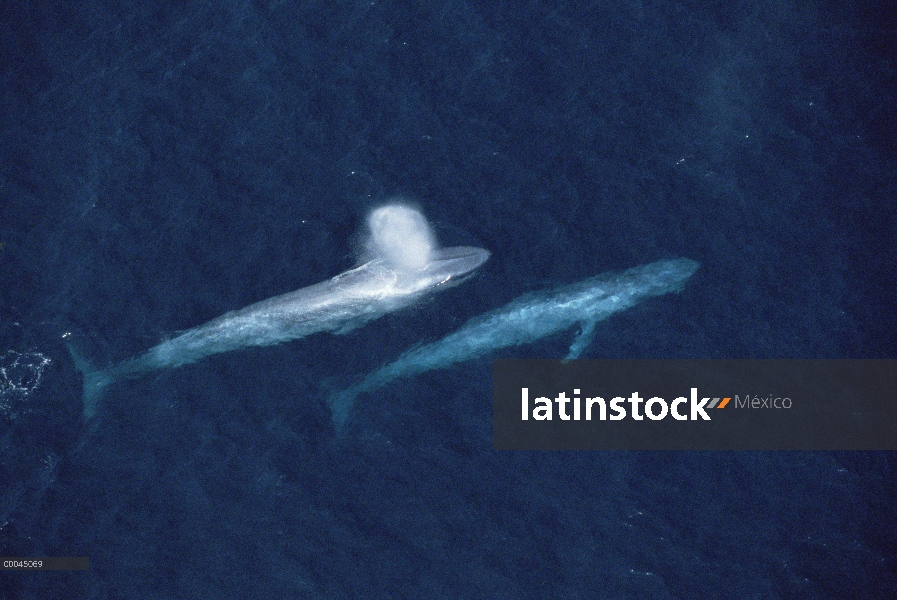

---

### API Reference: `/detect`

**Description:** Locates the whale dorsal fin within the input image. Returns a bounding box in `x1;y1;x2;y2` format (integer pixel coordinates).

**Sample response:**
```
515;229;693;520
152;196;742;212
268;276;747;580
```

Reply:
565;319;597;360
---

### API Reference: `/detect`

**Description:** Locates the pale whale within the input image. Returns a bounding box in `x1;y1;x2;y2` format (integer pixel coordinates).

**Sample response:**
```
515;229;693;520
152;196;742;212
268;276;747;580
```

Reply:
327;258;699;432
70;205;490;419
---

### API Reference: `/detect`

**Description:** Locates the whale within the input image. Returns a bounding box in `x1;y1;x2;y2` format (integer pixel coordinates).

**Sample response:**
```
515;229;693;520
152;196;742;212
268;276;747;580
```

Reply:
326;258;699;432
70;204;490;419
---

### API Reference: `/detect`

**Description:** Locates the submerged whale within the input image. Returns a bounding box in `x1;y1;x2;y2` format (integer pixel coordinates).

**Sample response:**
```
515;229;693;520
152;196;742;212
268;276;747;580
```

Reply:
70;204;490;419
327;258;699;432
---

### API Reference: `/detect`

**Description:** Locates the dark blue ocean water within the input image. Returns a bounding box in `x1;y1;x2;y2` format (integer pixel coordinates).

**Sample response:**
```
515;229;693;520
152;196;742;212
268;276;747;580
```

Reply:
1;1;895;598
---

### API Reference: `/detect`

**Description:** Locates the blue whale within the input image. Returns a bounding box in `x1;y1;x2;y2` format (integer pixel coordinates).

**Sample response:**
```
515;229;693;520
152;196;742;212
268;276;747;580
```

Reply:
327;258;699;432
70;204;489;419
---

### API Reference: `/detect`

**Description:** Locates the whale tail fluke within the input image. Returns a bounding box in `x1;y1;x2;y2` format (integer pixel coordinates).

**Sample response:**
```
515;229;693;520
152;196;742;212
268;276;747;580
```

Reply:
324;381;364;437
66;342;112;420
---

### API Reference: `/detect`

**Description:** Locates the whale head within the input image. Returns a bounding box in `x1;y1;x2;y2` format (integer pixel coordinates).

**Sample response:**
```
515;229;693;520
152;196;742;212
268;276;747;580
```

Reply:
415;245;491;286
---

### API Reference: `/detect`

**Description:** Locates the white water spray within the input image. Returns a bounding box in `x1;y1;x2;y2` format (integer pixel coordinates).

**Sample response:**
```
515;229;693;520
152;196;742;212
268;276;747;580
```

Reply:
366;204;435;271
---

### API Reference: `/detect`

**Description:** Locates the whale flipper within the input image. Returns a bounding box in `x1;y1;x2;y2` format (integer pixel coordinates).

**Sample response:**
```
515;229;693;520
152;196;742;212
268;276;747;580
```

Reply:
565;319;597;360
